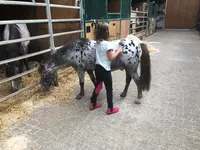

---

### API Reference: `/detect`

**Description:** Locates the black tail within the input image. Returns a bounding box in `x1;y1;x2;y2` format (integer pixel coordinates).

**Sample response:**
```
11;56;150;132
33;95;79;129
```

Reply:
140;43;151;91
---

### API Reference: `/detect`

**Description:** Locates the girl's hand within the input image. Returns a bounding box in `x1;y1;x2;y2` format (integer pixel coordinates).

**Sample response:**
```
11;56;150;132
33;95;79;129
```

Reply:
107;47;122;61
118;46;123;54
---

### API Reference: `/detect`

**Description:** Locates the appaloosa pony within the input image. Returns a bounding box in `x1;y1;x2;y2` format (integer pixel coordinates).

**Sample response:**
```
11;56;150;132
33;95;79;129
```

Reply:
2;24;30;92
39;38;151;104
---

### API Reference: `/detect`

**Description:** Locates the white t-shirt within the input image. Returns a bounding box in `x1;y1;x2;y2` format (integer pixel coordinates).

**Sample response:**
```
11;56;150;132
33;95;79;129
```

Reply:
96;40;112;71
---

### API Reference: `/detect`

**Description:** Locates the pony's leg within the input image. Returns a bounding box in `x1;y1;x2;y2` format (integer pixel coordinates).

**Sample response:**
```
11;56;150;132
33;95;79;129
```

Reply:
76;69;85;100
120;70;132;98
24;58;30;71
23;58;31;77
132;72;143;104
87;70;96;86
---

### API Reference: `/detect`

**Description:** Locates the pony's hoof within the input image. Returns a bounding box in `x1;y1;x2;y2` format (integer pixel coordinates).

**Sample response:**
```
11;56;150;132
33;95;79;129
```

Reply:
120;92;127;98
28;74;31;77
76;93;84;100
134;100;141;105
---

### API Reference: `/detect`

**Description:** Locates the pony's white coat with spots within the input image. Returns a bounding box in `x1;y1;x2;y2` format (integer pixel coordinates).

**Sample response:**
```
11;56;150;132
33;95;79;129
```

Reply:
39;38;151;104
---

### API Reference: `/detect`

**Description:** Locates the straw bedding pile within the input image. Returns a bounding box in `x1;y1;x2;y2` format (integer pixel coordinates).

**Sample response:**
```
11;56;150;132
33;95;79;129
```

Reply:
0;65;82;136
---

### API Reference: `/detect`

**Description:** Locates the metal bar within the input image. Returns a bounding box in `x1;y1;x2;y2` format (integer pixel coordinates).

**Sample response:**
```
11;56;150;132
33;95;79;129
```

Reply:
50;4;80;9
53;30;83;37
0;34;50;46
80;0;84;38
131;10;148;14
0;19;81;25
142;3;145;32
0;82;39;103
0;1;46;6
0;68;38;85
131;16;148;19
130;25;147;30
0;1;80;9
0;28;82;47
130;21;148;24
107;13;121;15
45;0;55;52
0;49;51;66
0;35;75;65
119;0;122;39
0;63;70;85
83;0;86;37
146;3;149;36
0;44;64;66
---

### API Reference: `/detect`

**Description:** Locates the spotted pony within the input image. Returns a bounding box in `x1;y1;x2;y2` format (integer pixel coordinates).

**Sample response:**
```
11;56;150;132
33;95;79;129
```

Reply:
39;38;151;104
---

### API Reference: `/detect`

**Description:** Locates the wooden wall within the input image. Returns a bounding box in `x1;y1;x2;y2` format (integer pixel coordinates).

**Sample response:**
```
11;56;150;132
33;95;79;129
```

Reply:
0;0;81;61
108;0;120;13
121;20;130;38
165;0;200;29
109;21;121;40
86;20;129;41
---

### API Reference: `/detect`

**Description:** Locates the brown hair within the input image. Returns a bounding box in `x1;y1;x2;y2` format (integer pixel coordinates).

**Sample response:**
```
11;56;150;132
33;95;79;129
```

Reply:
95;22;110;41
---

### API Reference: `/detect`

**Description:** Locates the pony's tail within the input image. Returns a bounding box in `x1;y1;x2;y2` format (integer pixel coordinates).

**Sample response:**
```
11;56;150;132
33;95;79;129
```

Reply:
140;43;151;91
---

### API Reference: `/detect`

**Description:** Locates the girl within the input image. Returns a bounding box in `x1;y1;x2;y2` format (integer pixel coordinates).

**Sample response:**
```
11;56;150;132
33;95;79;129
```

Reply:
90;22;124;115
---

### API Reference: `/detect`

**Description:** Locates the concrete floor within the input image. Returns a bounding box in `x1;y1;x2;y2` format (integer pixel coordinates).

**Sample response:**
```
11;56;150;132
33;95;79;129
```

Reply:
1;30;200;150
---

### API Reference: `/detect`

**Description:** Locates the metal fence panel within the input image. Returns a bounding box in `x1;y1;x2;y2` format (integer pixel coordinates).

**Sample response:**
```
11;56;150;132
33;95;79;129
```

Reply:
130;3;149;38
0;0;84;102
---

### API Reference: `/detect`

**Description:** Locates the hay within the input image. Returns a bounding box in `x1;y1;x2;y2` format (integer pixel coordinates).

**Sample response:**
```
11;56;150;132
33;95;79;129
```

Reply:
3;135;29;150
0;66;79;137
126;34;160;53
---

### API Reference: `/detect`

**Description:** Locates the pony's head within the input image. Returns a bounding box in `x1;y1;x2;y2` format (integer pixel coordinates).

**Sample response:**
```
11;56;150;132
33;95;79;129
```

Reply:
38;62;58;91
5;63;22;92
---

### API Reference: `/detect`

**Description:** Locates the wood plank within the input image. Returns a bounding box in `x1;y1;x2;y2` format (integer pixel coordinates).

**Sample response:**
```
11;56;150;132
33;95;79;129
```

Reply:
165;0;181;28
86;23;95;40
165;0;200;29
121;20;130;38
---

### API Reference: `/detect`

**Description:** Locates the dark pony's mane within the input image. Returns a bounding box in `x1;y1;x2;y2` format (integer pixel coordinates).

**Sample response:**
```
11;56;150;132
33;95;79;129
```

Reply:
47;38;89;66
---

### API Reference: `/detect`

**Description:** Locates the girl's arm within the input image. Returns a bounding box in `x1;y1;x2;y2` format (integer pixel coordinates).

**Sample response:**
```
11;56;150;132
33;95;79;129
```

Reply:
107;46;122;61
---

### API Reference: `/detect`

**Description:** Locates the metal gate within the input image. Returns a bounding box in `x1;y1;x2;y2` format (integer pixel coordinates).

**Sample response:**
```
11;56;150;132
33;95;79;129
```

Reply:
130;3;149;38
0;0;84;102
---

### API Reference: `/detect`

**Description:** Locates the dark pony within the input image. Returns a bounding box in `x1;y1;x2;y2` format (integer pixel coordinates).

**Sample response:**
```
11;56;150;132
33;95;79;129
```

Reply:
2;24;30;92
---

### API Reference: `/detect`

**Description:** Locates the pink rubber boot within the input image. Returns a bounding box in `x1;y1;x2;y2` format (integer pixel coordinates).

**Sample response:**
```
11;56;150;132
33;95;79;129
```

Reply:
107;107;119;115
89;103;102;110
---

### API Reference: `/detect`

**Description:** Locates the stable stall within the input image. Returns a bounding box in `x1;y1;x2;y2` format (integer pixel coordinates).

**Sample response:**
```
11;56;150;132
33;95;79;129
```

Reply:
83;0;131;40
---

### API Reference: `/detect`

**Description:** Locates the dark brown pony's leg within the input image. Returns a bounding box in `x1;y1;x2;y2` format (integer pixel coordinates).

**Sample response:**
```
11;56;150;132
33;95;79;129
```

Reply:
132;72;143;104
87;70;96;86
76;69;85;100
120;70;132;98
